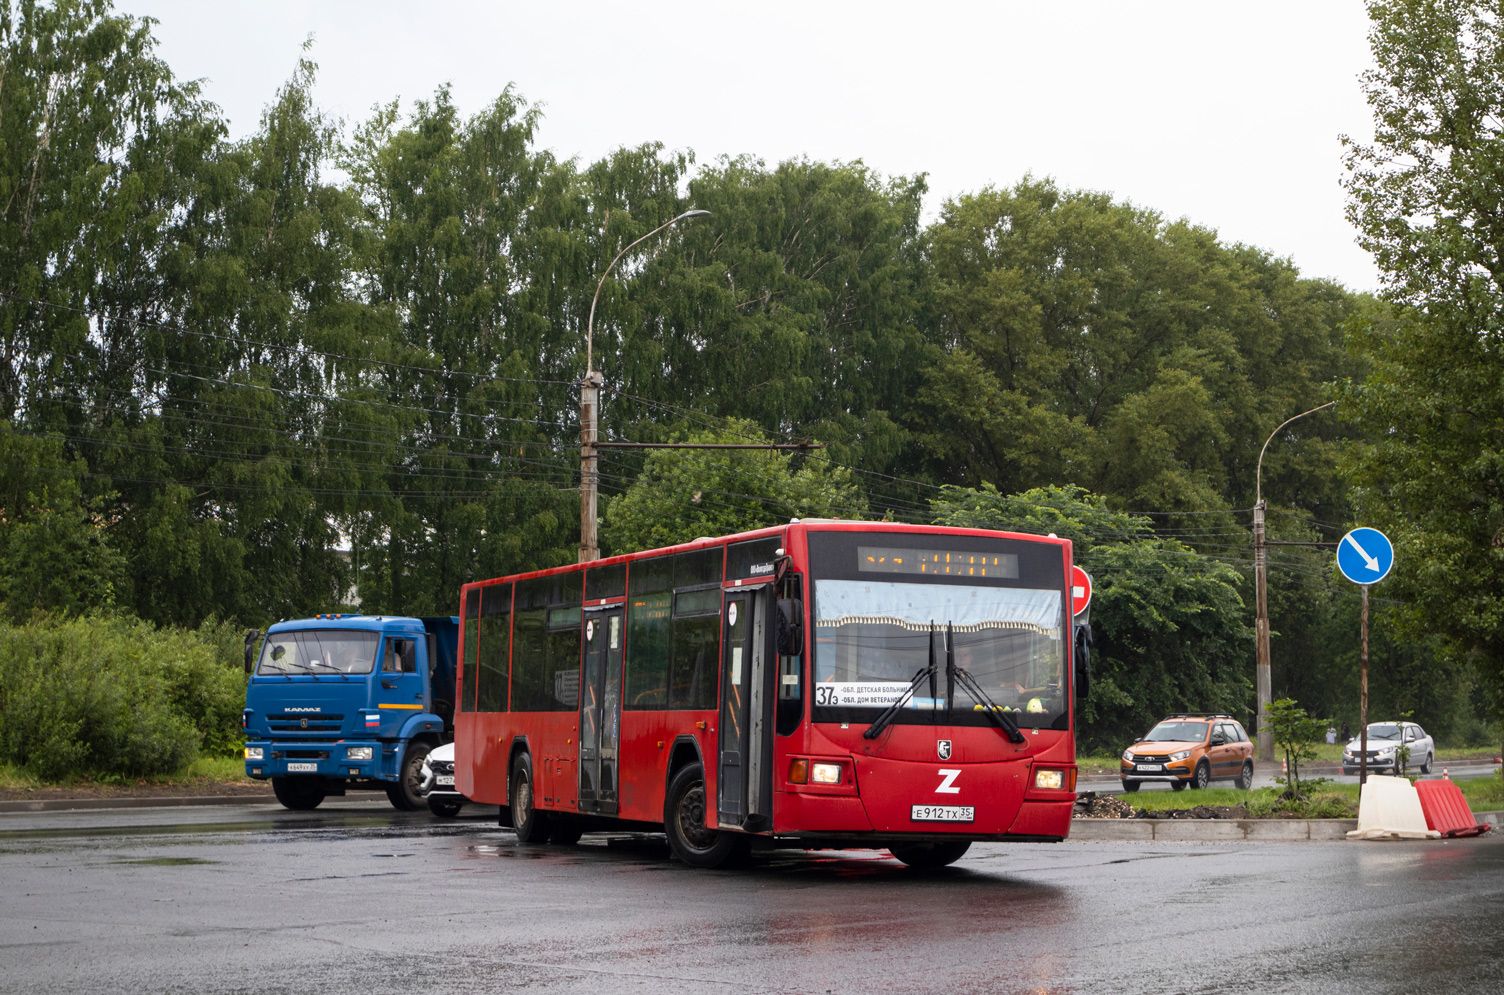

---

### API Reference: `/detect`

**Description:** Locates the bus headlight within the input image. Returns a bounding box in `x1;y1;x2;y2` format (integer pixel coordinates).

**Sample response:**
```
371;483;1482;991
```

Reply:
346;746;374;761
1034;768;1066;790
244;747;263;760
810;762;843;784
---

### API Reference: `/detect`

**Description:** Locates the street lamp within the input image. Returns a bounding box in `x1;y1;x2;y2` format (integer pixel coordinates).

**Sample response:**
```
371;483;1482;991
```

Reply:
1253;400;1336;762
579;209;711;563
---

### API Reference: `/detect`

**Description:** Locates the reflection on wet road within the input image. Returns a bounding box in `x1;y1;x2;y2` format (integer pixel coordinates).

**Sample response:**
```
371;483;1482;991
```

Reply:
1;802;1500;994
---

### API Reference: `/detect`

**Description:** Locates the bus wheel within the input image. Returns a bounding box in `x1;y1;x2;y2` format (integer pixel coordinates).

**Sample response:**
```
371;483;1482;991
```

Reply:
386;742;431;811
889;841;971;869
272;776;325;811
510;754;551;843
665;763;748;869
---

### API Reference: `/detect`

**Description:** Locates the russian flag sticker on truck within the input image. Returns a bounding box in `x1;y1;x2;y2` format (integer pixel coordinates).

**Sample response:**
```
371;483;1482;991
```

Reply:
366;713;380;728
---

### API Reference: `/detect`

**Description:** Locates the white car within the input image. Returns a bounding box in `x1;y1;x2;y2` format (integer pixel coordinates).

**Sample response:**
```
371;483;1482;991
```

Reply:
1342;721;1434;775
418;742;469;817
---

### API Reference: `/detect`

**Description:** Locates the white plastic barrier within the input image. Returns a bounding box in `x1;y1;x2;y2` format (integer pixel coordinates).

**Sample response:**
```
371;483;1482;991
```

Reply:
1346;775;1441;840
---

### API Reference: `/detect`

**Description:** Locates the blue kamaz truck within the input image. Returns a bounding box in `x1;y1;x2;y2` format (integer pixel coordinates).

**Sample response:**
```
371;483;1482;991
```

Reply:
241;614;459;811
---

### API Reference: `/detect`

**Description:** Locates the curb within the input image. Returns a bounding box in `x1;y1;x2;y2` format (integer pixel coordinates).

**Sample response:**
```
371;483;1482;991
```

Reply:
0;794;276;813
1070;808;1502;842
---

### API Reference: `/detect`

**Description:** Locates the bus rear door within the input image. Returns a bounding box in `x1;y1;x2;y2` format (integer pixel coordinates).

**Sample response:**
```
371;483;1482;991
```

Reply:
578;606;623;815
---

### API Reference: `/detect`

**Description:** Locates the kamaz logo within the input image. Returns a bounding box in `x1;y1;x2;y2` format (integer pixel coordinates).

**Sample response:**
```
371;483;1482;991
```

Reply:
749;563;774;575
285;707;322;712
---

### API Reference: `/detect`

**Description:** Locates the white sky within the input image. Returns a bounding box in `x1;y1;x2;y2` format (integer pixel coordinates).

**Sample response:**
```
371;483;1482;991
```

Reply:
124;0;1381;292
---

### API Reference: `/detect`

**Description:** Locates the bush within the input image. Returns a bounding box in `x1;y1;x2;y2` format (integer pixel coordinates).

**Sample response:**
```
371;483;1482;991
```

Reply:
0;615;247;780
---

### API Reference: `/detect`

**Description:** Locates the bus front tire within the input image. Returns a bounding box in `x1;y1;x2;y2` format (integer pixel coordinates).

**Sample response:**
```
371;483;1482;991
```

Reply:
386;742;431;811
889;841;972;869
272;776;325;811
511;754;551;843
664;763;748;869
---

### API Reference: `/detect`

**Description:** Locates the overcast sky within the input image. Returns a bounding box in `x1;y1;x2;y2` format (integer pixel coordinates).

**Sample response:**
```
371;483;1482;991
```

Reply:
124;0;1382;292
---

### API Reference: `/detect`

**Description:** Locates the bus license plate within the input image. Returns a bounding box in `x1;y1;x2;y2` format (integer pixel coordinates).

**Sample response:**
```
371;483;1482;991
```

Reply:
436;775;454;786
1135;764;1163;771
911;805;974;823
287;762;318;772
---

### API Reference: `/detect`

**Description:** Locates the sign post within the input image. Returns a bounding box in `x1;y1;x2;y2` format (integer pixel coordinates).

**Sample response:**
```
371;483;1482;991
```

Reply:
1336;528;1394;787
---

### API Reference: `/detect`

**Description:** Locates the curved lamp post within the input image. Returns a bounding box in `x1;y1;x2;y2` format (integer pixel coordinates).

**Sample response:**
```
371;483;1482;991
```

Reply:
1253;400;1336;762
579;209;711;562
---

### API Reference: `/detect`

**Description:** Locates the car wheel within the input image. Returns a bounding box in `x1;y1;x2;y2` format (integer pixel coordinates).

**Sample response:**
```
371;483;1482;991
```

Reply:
1190;760;1211;790
664;762;749;868
889;841;972;869
427;797;463;818
1121;779;1141;793
272;776;325;811
1170;779;1188;792
1420;752;1433;775
1235;760;1254;790
385;742;431;811
510;754;552;843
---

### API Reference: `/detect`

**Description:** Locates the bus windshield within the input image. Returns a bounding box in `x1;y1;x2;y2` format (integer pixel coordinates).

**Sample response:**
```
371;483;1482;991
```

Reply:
811;578;1066;728
257;630;380;676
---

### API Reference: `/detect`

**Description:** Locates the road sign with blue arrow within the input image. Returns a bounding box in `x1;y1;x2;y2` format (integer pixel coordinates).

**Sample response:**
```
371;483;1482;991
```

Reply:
1336;527;1394;585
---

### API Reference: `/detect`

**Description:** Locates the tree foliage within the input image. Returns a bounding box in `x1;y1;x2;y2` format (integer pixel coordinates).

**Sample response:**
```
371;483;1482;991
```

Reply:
1342;0;1504;729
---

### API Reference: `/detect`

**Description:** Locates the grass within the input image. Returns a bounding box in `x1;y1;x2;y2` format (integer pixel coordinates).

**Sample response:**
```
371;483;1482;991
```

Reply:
0;754;253;790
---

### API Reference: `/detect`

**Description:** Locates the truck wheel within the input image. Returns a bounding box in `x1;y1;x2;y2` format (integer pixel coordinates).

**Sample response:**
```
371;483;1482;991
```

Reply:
386;742;431;811
664;762;749;868
272;776;325;811
510;754;551;843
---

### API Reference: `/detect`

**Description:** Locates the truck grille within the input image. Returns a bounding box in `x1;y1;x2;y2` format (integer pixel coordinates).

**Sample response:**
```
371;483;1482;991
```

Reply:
280;750;331;760
268;713;345;734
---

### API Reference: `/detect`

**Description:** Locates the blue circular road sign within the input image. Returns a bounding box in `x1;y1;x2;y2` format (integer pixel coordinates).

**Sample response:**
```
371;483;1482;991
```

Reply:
1336;527;1394;585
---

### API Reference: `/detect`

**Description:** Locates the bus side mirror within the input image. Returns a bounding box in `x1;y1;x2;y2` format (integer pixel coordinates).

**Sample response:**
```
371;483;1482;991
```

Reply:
243;630;261;675
777;599;803;657
1074;623;1092;701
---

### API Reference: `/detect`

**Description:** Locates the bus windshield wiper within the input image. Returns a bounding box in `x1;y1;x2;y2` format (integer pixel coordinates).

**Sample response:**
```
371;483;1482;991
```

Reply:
947;622;1026;744
863;623;940;740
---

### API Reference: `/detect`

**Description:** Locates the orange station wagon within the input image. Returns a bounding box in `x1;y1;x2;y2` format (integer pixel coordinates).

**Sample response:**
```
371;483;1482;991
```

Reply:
1119;713;1254;792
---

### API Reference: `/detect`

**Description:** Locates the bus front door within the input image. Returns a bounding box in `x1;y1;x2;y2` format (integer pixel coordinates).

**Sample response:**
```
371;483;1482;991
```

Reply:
718;588;774;831
578;607;623;815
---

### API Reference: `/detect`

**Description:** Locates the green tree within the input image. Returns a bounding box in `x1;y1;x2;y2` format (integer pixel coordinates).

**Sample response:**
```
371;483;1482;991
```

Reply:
1263;697;1326;798
1341;0;1504;738
929;484;1252;751
600;420;865;554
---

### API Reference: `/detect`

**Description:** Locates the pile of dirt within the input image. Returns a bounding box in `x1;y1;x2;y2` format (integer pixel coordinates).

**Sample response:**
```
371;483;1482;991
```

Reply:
1072;791;1136;819
1134;804;1249;820
0;778;273;803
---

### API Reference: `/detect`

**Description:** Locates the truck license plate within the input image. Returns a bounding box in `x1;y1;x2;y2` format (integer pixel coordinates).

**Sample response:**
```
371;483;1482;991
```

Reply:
436;775;454;786
1135;764;1163;771
911;805;974;822
287;762;318;772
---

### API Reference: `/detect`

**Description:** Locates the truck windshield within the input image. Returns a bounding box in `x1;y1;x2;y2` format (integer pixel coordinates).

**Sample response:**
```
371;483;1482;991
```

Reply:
257;630;379;676
811;579;1066;728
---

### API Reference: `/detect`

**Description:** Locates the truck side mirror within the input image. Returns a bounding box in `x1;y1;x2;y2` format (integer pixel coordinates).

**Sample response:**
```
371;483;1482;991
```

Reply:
243;629;261;675
776;598;803;657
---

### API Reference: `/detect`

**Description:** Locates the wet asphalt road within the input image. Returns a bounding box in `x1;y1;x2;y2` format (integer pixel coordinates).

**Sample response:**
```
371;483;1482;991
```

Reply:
1;800;1500;995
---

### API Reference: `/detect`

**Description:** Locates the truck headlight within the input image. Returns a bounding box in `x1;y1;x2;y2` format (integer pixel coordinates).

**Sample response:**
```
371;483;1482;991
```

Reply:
244;747;263;760
346;747;373;761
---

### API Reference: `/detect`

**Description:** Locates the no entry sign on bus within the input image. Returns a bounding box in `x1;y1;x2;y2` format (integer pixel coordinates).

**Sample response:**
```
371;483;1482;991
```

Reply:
1071;565;1092;616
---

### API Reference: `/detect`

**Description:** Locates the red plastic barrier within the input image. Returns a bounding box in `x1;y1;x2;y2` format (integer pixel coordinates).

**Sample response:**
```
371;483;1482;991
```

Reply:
1415;779;1492;838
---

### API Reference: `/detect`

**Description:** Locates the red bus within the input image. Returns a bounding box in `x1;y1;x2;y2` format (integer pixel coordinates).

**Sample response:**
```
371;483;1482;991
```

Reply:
454;520;1085;868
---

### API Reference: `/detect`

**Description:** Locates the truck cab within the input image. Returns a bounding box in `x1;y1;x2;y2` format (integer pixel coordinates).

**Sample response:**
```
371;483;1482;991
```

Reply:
242;614;459;811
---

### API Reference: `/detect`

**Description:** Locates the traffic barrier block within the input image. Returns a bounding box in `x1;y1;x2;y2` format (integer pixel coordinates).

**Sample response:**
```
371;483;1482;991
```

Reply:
1415;779;1492;838
1346;775;1441;840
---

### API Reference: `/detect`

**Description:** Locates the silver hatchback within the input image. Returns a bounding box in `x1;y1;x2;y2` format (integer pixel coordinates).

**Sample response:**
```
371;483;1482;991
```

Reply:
1342;721;1434;775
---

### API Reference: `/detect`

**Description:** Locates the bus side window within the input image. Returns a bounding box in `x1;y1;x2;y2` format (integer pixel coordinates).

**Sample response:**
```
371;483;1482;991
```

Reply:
776;582;804;736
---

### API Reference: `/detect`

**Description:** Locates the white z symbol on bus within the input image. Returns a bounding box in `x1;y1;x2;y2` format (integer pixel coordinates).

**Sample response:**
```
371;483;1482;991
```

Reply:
936;769;961;794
